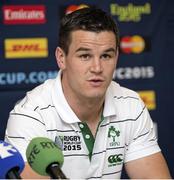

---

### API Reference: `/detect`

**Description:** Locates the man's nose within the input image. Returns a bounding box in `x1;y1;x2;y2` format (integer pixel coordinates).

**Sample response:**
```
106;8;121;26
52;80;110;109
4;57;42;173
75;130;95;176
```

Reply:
90;58;103;73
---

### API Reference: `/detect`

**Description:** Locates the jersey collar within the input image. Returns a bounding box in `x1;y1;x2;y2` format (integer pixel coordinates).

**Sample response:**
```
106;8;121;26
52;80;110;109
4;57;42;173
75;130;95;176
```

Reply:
52;70;117;124
103;81;118;117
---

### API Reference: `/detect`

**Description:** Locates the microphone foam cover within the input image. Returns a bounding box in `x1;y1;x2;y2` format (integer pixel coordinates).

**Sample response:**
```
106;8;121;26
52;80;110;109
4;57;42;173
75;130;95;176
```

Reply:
26;137;64;176
0;140;24;178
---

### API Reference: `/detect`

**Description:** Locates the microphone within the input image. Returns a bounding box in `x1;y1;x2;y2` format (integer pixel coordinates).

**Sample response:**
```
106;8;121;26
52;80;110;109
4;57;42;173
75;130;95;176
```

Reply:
0;140;24;179
26;137;67;179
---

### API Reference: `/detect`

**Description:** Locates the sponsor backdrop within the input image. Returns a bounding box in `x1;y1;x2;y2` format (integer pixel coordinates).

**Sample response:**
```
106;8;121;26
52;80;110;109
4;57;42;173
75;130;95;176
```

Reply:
0;0;174;177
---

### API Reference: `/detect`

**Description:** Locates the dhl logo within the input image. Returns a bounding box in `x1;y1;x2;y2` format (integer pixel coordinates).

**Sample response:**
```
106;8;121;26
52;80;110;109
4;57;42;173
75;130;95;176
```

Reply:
5;38;48;59
137;90;156;110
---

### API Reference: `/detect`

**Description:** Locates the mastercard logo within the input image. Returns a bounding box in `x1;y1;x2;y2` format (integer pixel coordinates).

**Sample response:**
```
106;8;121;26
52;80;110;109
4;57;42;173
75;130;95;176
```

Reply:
120;35;146;54
65;4;89;14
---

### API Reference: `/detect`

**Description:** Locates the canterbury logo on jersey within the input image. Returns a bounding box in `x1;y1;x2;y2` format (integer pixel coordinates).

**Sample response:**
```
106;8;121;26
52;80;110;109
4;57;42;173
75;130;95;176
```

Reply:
108;154;123;167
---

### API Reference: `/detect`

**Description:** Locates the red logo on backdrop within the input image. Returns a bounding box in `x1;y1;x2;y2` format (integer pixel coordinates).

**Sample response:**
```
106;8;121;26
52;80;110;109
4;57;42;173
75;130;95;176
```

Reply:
65;4;89;14
2;5;46;24
120;35;150;54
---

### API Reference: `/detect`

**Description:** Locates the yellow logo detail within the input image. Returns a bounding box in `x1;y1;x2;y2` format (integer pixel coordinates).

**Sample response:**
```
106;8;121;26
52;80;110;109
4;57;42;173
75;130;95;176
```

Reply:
5;38;48;59
131;35;145;53
110;3;151;22
137;90;156;110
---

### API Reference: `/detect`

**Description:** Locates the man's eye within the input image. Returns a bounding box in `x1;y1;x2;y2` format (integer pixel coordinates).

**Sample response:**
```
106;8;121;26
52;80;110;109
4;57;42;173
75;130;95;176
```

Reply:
79;54;91;60
101;54;111;60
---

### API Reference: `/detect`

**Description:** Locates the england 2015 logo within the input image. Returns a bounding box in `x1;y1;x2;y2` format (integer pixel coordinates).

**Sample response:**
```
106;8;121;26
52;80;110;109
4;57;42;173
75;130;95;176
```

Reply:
108;126;120;147
55;135;82;151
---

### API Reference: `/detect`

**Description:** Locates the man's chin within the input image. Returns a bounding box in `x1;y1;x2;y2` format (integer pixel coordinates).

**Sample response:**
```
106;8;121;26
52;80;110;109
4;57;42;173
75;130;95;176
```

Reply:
86;92;105;100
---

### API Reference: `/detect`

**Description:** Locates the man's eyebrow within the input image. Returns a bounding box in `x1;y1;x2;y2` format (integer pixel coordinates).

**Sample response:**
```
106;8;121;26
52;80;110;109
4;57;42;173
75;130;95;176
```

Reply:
75;47;91;52
75;47;116;53
104;48;116;53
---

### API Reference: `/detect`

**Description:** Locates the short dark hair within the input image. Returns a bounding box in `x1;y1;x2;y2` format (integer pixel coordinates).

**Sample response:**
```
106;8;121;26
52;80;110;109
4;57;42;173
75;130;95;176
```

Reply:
58;7;120;55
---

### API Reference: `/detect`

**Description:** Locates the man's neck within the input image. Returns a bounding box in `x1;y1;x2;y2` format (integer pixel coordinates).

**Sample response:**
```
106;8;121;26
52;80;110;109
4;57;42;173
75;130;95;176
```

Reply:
68;96;104;136
70;96;104;122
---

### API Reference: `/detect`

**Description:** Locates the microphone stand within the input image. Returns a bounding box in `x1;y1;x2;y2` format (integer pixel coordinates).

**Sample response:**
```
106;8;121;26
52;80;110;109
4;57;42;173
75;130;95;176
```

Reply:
6;167;22;179
46;163;67;179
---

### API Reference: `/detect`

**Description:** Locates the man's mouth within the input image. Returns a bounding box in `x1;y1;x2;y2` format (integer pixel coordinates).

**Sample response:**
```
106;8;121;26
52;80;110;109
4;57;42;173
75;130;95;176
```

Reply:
88;78;104;86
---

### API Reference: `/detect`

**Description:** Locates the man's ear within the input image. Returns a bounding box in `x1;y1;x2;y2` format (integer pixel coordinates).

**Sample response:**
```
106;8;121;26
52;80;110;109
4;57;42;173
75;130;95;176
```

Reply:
116;48;119;59
55;47;66;70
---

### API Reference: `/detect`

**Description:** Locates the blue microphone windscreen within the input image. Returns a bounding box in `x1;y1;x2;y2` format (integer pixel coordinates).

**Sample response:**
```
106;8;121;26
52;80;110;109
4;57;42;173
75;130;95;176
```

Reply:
0;140;25;178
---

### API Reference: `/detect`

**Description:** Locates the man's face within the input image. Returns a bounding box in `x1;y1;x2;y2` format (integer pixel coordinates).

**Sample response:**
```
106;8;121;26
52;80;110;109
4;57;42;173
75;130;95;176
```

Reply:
57;30;118;100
